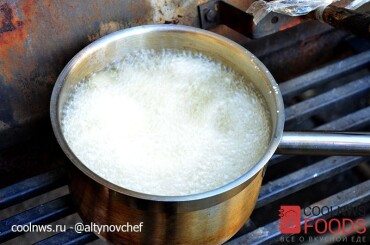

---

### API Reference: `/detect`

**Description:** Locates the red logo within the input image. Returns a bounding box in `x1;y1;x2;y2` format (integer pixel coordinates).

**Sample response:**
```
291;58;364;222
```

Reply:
279;206;301;234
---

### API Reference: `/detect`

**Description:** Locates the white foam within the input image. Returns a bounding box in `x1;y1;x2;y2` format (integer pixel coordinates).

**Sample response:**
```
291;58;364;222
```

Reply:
62;50;271;196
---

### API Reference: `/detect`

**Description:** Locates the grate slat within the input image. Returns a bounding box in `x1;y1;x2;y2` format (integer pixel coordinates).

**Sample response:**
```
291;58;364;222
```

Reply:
0;168;67;210
0;195;75;243
285;76;370;128
257;156;367;208
316;106;370;131
226;179;370;245
279;50;370;99
34;229;97;245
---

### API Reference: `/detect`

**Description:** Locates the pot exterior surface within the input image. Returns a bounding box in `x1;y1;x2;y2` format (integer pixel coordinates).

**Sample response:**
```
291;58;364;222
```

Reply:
70;166;263;245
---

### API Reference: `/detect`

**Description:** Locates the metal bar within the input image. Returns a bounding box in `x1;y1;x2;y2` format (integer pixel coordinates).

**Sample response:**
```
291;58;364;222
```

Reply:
319;5;370;39
0;168;67;209
226;179;370;245
279;50;370;99
276;132;370;156
218;1;254;38
34;229;97;245
270;106;370;165
198;0;221;30
198;0;307;38
257;156;366;208
316;106;370;131
0;195;75;243
198;0;258;38
285;76;370;128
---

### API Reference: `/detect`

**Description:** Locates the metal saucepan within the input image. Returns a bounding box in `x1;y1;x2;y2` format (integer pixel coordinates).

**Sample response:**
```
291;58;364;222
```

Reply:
50;25;370;244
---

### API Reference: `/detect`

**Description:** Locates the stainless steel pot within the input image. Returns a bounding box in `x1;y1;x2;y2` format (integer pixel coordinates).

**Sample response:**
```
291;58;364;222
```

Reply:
50;25;370;245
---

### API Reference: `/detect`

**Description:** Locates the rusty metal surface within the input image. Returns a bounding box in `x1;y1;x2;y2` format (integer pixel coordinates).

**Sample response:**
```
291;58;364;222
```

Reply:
199;0;255;35
217;1;254;37
0;0;209;149
198;0;305;38
321;5;370;39
0;0;143;148
199;0;368;40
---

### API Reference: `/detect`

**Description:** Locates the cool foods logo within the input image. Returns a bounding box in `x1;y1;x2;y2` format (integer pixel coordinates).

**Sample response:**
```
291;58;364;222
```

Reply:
279;205;367;235
279;206;301;234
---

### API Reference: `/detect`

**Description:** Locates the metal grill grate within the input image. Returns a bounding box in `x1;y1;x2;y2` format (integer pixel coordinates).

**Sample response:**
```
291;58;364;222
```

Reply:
1;37;370;245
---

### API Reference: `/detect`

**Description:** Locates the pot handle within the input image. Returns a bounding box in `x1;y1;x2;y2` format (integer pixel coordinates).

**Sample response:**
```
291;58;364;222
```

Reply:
276;131;370;156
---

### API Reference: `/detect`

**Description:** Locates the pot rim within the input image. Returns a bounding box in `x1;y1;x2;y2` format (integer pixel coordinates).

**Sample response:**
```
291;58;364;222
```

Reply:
50;24;285;203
